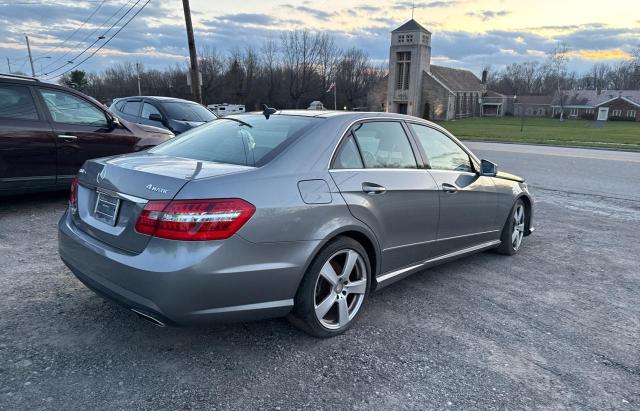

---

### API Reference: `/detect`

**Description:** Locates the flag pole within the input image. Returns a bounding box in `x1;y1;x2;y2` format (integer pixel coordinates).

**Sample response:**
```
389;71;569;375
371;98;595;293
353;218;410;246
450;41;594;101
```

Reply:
334;82;337;110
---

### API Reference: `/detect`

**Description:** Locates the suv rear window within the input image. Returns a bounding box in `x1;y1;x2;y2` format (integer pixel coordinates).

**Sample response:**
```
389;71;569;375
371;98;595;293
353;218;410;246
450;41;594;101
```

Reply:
150;115;317;166
0;85;38;120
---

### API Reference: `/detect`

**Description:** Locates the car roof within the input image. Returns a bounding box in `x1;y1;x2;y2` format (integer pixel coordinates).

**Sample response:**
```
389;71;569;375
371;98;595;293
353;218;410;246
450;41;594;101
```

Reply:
0;74;65;88
241;109;422;121
117;96;199;103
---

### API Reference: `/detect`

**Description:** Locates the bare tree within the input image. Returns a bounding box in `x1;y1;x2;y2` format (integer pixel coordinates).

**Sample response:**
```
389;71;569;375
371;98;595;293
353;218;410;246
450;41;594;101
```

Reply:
548;42;569;120
280;30;322;108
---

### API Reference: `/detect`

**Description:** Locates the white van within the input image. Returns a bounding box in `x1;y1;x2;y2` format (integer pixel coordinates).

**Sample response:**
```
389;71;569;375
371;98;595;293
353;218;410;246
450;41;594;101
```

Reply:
207;103;246;117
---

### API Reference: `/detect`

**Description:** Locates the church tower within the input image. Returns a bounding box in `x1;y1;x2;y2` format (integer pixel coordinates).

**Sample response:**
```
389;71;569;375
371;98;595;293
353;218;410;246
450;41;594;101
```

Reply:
386;20;431;116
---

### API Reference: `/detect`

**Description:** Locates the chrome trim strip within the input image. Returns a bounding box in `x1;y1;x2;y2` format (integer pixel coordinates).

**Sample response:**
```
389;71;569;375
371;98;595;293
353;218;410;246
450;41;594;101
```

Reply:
94;186;148;204
115;192;149;204
376;240;502;285
330;168;428;173
191;299;294;315
382;230;500;252
376;263;424;283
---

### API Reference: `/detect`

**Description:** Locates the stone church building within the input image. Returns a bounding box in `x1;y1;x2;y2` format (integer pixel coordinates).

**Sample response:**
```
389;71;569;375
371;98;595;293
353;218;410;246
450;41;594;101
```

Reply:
383;19;505;120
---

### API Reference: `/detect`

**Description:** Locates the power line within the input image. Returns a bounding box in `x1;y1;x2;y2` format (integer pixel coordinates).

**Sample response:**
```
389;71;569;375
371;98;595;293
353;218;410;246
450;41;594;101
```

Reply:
42;0;143;77
33;0;107;59
45;0;151;81
40;0;135;72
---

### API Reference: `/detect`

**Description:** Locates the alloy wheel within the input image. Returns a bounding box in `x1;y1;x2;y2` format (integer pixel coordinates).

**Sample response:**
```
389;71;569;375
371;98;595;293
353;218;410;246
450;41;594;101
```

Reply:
313;249;367;330
512;203;525;251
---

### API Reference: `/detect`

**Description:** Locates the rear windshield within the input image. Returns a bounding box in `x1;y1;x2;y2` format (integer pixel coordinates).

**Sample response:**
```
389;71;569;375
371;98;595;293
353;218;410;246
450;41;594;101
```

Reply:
161;101;216;122
149;115;318;166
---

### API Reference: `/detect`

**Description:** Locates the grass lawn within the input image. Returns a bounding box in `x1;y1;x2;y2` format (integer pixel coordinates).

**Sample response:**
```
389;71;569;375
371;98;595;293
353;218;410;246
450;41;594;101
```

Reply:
436;117;640;150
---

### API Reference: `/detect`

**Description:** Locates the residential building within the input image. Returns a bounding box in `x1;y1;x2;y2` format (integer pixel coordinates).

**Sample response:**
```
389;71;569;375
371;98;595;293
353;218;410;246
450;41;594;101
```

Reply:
552;90;640;121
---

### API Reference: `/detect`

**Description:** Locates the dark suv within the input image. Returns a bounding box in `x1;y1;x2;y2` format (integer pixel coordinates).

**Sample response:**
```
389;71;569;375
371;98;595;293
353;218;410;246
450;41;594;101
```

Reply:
0;74;174;196
110;96;216;135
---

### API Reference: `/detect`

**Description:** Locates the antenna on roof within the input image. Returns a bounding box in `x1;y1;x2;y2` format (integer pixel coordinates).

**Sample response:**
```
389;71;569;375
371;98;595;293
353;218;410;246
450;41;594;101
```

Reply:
262;104;277;119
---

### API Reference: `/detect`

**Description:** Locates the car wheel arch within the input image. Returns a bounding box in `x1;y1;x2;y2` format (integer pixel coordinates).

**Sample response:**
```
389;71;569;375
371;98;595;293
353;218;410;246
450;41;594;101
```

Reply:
516;194;533;234
297;225;382;293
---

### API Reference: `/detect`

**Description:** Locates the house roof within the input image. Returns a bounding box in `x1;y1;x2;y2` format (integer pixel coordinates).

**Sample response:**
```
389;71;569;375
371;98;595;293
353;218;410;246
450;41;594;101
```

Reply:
428;65;484;92
392;19;431;33
553;90;640;107
514;95;553;105
484;90;506;98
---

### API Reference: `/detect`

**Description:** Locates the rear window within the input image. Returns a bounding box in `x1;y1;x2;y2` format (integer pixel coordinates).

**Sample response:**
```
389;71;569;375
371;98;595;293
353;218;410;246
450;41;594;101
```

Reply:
122;100;141;116
150;115;318;166
161;101;216;122
0;85;38;120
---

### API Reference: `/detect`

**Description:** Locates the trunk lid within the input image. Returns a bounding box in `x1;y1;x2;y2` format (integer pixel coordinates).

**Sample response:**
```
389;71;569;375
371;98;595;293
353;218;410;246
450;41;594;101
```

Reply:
73;152;253;253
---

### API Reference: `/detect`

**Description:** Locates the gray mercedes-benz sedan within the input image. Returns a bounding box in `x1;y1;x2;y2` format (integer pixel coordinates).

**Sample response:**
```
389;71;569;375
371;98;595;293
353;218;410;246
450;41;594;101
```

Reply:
58;110;534;337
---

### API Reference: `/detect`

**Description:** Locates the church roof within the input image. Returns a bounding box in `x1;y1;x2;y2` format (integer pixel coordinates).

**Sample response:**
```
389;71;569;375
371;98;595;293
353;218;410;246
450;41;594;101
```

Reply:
392;19;431;34
429;65;484;92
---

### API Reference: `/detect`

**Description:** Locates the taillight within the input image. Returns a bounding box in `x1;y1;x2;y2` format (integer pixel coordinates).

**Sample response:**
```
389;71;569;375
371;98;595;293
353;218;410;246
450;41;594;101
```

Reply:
69;176;78;211
135;198;255;241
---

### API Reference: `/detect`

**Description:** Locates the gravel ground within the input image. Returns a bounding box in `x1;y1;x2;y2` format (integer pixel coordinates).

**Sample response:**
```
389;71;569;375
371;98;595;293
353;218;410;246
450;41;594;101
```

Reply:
1;146;639;410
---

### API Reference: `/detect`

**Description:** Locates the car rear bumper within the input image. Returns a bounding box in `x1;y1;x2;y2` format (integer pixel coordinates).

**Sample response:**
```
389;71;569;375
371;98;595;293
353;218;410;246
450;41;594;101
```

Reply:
58;209;319;325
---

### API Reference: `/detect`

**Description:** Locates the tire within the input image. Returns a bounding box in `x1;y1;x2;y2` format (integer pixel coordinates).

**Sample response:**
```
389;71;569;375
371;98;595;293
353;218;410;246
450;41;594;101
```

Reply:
495;199;526;255
289;237;371;338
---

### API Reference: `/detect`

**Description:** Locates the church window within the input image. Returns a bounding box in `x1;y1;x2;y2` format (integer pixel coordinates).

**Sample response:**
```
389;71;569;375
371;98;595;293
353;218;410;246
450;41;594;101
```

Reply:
406;34;413;43
398;34;405;43
396;52;411;90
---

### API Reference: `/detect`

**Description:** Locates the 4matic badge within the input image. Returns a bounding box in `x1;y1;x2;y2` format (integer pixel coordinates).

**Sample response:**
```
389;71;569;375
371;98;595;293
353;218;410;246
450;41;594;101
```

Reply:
145;184;169;194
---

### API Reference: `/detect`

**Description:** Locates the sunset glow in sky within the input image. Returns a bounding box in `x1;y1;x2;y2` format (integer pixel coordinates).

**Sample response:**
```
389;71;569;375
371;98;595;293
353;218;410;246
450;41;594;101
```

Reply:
0;0;638;77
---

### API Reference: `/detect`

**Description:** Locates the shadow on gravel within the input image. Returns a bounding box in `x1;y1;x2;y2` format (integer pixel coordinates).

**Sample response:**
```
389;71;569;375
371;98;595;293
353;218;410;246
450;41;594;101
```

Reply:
0;191;68;209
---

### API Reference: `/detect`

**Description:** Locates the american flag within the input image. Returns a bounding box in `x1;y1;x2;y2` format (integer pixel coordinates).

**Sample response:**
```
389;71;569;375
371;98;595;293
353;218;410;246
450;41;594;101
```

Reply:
326;82;335;93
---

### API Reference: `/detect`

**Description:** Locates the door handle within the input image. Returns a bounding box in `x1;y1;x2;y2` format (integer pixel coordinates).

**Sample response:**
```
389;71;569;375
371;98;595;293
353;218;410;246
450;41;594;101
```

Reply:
362;182;386;194
441;183;458;193
57;134;78;141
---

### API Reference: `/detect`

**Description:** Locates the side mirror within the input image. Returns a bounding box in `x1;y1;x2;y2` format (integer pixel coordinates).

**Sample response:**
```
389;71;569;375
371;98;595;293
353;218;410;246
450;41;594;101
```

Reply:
109;116;121;129
480;159;498;177
149;113;163;122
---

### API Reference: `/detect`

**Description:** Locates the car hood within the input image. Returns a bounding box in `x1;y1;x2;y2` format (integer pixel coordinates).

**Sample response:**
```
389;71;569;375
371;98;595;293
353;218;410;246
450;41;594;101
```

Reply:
135;123;174;136
495;171;525;183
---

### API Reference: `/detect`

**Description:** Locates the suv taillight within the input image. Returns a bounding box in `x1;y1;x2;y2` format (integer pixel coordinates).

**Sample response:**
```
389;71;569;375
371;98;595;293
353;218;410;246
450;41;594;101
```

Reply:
69;176;78;211
135;198;255;241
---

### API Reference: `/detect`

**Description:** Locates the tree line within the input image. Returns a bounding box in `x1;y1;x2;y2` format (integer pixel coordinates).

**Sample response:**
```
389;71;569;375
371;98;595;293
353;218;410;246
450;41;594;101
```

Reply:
57;33;640;109
486;46;640;97
64;30;386;111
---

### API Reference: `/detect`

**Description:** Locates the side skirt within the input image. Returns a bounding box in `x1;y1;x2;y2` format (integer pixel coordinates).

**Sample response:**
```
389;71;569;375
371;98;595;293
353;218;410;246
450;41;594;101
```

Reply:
375;240;501;289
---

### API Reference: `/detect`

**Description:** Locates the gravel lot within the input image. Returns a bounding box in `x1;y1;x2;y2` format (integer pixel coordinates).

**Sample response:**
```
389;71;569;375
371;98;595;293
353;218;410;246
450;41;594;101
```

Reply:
1;143;639;410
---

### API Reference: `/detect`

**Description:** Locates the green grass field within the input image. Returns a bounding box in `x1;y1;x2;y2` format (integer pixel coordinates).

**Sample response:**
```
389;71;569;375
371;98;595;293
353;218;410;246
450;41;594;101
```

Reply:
436;117;640;150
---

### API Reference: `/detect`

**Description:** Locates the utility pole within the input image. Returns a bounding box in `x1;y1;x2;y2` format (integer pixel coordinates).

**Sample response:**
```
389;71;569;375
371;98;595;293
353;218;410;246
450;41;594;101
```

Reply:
182;0;202;104
5;57;11;73
136;62;142;96
25;35;36;77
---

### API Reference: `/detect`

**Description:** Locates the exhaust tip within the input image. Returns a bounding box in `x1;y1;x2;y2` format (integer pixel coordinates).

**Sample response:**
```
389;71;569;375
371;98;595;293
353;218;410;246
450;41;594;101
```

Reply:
131;308;165;327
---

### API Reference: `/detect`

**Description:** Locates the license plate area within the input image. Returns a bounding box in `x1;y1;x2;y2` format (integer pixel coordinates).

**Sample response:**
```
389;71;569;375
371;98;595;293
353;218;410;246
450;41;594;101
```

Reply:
94;192;121;226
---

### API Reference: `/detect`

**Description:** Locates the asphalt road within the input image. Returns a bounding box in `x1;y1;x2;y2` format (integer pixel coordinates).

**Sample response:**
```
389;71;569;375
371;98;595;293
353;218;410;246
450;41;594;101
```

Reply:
1;142;639;410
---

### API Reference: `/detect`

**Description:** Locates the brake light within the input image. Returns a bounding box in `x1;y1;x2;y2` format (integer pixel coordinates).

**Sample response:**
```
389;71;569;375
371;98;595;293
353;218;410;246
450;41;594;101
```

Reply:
69;176;78;211
135;198;255;241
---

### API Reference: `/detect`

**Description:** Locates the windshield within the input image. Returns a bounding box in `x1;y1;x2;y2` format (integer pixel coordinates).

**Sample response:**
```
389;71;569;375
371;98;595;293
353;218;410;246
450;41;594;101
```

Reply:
149;115;318;166
161;101;217;122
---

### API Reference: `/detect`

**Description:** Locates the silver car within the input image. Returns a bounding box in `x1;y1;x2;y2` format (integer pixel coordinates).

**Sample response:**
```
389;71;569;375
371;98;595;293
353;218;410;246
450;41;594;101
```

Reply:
58;110;534;337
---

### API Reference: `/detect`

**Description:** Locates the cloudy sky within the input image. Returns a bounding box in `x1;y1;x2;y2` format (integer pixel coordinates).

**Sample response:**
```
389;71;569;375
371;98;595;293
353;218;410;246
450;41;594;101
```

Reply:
1;0;638;79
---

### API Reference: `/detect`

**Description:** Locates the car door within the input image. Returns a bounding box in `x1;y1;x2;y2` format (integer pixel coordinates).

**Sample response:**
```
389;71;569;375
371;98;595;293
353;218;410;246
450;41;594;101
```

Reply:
36;87;139;186
0;83;57;192
140;100;167;129
330;120;440;274
407;123;497;255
